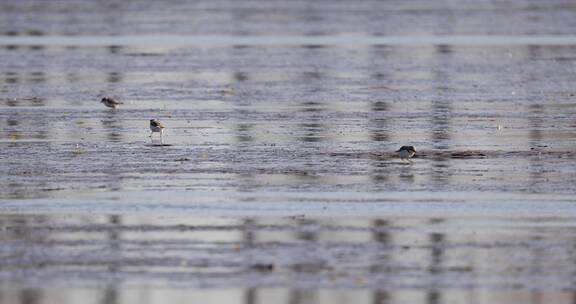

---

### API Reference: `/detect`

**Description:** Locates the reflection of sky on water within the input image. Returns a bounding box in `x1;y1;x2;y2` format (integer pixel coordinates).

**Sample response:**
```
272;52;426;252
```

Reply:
2;43;574;149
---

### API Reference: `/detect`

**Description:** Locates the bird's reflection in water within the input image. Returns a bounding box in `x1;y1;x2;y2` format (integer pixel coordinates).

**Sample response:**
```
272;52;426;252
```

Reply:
102;111;122;142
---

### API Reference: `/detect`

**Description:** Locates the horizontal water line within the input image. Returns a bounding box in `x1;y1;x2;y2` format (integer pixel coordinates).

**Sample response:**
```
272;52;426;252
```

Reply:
1;35;576;47
1;190;575;217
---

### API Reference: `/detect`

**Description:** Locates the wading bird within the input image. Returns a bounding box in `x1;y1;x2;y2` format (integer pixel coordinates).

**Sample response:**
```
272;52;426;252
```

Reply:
101;97;123;109
149;119;166;140
396;146;416;162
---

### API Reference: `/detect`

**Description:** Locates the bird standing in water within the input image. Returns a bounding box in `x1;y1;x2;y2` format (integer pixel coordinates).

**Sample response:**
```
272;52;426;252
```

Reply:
396;146;416;162
149;119;166;141
101;97;123;109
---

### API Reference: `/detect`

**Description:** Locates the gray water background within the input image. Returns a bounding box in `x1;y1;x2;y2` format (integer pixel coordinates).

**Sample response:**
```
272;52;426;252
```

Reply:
1;0;576;303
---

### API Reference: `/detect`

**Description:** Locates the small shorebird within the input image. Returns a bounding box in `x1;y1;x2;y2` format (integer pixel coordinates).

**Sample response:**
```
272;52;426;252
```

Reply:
396;146;416;162
101;97;123;109
149;119;165;139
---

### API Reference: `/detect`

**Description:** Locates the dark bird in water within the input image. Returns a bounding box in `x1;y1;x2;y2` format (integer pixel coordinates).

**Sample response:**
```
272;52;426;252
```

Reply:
101;97;123;109
396;146;416;162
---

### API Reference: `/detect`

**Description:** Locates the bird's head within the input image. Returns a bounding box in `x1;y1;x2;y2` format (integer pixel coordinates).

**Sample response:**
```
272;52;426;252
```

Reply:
397;146;416;153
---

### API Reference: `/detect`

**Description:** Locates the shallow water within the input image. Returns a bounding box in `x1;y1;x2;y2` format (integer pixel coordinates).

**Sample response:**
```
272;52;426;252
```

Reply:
1;0;576;303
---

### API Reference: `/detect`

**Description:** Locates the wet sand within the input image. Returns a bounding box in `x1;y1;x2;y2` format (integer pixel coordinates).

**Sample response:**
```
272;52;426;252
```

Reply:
1;0;576;303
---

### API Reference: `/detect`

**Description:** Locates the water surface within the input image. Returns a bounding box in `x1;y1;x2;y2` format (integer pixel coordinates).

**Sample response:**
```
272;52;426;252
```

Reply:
1;0;576;302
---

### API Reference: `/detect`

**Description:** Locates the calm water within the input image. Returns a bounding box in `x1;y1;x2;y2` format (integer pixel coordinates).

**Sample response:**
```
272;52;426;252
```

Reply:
1;0;576;303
